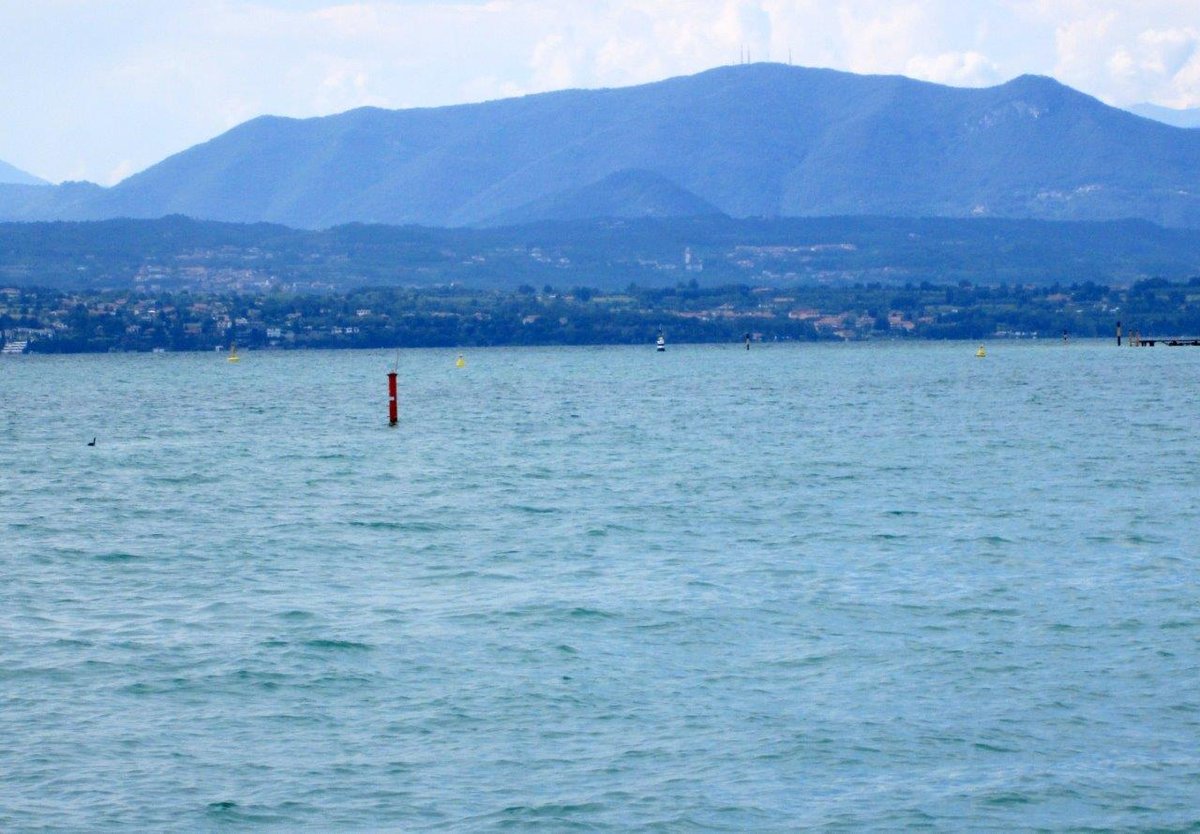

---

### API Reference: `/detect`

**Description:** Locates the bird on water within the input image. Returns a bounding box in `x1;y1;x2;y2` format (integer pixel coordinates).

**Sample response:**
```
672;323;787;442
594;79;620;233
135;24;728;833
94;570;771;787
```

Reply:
87;437;96;446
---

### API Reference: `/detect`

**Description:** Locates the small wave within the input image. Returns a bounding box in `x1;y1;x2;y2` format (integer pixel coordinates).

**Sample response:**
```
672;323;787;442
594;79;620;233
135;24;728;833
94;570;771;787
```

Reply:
974;742;1019;753
303;639;373;651
632;620;681;632
52;638;93;648
94;551;144;563
1161;620;1196;630
510;504;561;515
203;800;290;824
145;474;220;486
498;801;607;819
568;607;614;619
347;520;455;532
947;607;1020;618
422;569;481;581
983;792;1032;805
768;654;830;668
232;670;290;690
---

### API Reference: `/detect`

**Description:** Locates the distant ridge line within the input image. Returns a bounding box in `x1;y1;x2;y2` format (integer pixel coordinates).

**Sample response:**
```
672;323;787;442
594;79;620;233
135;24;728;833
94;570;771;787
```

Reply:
2;63;1200;229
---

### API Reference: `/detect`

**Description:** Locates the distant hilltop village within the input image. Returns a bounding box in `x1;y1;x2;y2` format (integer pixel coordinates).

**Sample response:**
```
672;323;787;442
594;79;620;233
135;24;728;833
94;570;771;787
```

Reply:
2;214;1199;295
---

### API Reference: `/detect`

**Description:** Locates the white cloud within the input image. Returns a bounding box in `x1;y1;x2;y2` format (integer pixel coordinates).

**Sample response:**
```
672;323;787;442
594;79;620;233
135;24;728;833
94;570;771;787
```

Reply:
837;3;928;75
106;160;138;186
906;51;1000;87
1046;5;1200;106
311;59;390;113
1126;27;1200;107
1054;9;1119;70
529;33;580;89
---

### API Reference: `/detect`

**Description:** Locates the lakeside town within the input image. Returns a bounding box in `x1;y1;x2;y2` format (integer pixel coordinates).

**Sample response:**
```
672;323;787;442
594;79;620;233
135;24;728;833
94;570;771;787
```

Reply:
3;277;1198;354
3;215;1200;354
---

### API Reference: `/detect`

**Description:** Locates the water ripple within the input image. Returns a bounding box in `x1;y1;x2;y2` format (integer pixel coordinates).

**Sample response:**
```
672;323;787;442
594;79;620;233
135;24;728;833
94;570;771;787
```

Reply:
3;343;1199;831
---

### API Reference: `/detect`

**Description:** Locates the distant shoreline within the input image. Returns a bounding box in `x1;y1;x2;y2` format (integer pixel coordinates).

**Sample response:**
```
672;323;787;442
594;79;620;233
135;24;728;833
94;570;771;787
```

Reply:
4;277;1197;355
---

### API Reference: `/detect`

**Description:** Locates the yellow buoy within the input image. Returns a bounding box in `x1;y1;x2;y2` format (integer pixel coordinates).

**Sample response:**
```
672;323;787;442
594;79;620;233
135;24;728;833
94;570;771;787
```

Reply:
975;345;986;358
455;353;465;368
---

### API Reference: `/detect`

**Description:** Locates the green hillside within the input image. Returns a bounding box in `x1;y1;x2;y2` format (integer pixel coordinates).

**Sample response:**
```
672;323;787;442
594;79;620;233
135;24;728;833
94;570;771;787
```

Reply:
1;215;1198;293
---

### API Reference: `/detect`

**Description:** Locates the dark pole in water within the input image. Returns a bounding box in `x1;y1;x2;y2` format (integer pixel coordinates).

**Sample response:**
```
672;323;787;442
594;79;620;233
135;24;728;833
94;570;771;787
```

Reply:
387;371;398;426
1116;320;1122;346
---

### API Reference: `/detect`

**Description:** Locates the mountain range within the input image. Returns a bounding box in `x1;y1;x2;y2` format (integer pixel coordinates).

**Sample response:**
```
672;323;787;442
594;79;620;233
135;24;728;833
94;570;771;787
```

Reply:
0;159;46;186
4;64;1200;228
1127;103;1200;129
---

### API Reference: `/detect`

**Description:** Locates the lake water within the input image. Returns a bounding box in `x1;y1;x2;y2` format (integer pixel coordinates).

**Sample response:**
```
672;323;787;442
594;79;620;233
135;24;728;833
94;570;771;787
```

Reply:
2;342;1198;831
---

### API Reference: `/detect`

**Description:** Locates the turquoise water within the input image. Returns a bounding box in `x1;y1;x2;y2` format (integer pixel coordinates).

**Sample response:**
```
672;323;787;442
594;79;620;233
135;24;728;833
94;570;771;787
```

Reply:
2;342;1199;831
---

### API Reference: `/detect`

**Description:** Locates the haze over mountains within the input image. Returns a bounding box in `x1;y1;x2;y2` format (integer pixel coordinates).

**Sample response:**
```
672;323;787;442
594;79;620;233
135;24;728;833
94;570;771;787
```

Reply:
1127;103;1200;130
4;64;1200;229
0;159;46;186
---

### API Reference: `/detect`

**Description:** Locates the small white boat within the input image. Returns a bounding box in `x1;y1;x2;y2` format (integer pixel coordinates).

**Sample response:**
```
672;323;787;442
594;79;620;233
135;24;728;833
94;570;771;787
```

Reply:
656;332;665;352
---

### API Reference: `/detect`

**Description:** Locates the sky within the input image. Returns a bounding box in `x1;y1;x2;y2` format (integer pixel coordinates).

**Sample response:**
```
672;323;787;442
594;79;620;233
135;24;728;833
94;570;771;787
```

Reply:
2;0;1199;185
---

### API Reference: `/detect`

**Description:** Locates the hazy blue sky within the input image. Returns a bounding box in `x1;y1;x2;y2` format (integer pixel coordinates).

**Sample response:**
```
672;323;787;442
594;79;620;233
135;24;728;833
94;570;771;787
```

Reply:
3;1;1198;184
